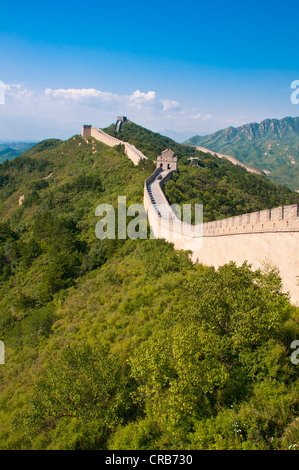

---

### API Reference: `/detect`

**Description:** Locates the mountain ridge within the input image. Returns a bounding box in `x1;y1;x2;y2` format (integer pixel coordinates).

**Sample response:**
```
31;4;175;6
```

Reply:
184;116;299;190
0;141;37;163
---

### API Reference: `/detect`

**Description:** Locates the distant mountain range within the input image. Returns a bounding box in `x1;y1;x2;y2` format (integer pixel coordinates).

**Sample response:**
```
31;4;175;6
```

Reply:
184;116;299;190
0;142;36;163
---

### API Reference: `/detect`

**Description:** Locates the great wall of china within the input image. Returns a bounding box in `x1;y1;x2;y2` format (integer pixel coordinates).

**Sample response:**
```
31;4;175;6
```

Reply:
82;123;299;304
82;125;147;165
193;146;263;175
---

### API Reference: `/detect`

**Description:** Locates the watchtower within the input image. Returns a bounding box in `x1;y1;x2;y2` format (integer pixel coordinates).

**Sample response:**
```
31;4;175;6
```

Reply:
115;116;128;132
188;157;201;167
156;148;178;172
82;125;92;138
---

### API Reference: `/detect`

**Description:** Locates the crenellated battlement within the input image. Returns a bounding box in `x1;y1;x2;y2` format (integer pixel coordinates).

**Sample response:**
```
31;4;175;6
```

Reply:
203;204;299;236
144;166;299;238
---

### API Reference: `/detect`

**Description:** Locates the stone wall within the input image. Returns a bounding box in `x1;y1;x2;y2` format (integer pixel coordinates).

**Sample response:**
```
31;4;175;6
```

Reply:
81;126;148;165
90;127;121;147
124;142;147;166
194;145;263;175
191;231;299;305
203;205;299;236
144;170;203;251
144;168;299;304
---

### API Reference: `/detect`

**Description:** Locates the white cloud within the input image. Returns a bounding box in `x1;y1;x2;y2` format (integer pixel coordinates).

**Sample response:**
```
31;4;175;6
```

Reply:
127;90;183;115
193;112;213;121
44;87;159;106
43;87;183;116
129;89;156;103
4;84;23;92
161;99;180;112
1;84;213;141
127;90;160;110
45;87;119;102
4;83;33;99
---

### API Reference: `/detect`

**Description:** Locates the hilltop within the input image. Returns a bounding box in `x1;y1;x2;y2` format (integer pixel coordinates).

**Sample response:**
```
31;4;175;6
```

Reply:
0;124;298;450
104;120;299;222
184;116;299;190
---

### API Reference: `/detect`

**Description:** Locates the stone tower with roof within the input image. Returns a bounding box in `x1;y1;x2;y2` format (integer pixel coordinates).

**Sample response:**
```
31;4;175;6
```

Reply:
156;148;178;172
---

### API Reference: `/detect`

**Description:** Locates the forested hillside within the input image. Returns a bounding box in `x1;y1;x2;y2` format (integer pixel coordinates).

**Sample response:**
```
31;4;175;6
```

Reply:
0;127;298;450
184;116;299;190
105;121;299;222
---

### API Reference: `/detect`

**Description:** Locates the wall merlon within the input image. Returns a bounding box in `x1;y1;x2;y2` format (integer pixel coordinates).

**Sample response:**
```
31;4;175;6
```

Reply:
242;213;250;225
249;212;260;225
259;209;271;223
283;204;298;219
270;207;283;221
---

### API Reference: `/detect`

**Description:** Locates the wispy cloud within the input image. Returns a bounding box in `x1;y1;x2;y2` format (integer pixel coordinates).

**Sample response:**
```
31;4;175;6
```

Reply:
4;83;33;99
45;87;183;114
45;87;119;102
161;99;181;112
129;90;156;103
193;112;213;121
0;83;214;140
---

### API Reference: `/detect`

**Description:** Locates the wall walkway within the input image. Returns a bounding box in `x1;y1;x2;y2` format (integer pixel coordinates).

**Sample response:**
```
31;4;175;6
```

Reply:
144;166;299;304
82;126;148;165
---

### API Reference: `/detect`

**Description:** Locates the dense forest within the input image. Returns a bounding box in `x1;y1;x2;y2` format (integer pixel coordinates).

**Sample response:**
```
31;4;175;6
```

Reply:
0;125;298;449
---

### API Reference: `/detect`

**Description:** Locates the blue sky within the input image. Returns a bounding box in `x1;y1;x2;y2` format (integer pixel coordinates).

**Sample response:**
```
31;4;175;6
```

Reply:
0;0;299;141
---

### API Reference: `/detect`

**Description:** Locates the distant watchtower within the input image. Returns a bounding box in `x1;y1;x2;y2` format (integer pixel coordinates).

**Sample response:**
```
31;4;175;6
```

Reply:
156;148;178;172
115;116;128;132
82;125;92;138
